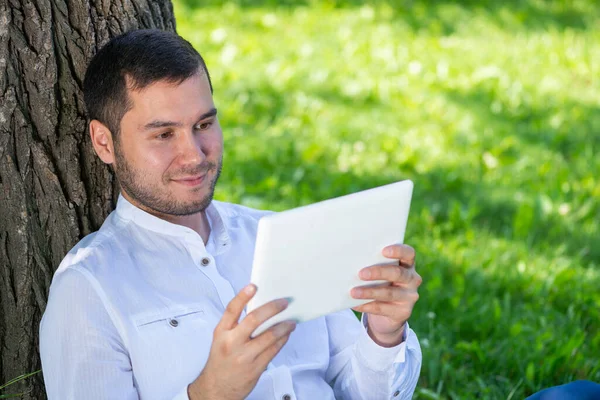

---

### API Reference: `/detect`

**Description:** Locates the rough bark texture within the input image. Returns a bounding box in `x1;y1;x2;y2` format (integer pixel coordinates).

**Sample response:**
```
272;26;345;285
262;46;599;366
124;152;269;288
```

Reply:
0;1;175;398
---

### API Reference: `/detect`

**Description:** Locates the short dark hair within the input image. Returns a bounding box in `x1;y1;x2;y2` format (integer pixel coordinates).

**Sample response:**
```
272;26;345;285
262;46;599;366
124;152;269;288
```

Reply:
83;29;212;136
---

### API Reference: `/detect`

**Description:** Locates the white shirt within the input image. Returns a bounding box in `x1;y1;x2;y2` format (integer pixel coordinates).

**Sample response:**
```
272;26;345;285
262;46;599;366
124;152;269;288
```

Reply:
39;195;421;400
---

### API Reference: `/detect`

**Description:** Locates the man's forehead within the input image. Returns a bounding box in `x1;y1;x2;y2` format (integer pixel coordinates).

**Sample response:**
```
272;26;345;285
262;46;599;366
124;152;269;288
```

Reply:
120;73;214;128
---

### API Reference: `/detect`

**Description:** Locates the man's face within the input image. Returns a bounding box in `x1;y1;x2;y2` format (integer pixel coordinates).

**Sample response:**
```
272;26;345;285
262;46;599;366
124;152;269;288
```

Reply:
114;71;223;216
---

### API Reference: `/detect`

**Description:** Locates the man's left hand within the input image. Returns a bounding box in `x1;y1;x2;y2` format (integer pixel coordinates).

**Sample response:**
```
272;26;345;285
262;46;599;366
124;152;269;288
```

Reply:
351;244;422;347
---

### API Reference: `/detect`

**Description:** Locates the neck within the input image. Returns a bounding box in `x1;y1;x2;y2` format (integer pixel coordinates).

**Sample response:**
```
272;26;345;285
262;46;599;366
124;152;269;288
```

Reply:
121;191;211;244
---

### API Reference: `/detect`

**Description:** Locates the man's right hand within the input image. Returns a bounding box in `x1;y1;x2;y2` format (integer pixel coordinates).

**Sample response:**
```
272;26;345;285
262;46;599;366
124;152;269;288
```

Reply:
187;284;296;400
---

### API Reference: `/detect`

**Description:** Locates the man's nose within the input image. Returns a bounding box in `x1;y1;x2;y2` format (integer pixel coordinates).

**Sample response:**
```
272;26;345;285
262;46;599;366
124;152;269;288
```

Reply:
177;131;206;165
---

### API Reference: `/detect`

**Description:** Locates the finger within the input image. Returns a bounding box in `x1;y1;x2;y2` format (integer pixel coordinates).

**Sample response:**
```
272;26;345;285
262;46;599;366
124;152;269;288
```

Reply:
217;284;257;331
246;320;296;360
254;333;291;371
352;300;414;319
359;264;417;283
236;298;290;338
382;244;415;266
351;285;418;302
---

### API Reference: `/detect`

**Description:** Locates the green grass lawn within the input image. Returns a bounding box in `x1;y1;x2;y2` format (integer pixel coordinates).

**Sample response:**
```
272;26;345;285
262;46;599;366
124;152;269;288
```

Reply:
174;1;600;398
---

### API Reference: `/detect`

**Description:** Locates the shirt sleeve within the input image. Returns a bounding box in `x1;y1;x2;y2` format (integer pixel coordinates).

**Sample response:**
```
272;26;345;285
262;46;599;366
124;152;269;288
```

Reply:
324;310;422;400
39;267;140;400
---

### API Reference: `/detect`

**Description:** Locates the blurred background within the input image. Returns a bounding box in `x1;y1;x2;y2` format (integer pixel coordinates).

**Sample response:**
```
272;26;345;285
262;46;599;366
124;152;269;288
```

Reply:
173;0;599;398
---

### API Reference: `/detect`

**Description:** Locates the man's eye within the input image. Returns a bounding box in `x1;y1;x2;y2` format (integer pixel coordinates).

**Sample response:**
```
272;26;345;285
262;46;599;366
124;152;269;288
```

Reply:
157;131;173;140
196;121;212;131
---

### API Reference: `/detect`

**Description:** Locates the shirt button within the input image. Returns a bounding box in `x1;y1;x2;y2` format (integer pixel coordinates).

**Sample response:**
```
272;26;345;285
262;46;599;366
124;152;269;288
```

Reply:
282;395;292;400
393;390;400;397
169;319;179;327
201;257;210;266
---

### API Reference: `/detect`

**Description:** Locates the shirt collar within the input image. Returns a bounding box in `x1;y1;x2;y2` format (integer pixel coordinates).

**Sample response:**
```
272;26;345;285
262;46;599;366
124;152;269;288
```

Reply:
115;194;231;254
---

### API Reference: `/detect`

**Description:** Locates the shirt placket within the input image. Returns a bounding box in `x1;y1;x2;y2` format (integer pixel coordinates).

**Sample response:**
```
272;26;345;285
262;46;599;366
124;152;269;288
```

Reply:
269;365;296;400
186;238;236;310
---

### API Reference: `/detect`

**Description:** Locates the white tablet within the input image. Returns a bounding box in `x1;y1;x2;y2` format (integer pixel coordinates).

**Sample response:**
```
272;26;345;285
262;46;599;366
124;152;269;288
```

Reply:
246;179;413;337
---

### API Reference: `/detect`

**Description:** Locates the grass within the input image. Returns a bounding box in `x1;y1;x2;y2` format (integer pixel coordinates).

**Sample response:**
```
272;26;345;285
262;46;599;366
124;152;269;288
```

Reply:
0;370;40;399
174;0;600;398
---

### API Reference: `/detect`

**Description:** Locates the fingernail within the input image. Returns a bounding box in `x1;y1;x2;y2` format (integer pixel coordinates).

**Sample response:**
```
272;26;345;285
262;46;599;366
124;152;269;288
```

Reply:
278;298;289;308
285;320;297;331
287;321;296;332
275;321;295;337
360;269;371;279
274;324;287;337
352;288;363;298
244;284;256;295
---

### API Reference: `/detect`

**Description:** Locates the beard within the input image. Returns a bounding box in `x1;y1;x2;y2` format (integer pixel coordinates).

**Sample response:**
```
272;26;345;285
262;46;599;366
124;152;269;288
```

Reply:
113;144;222;216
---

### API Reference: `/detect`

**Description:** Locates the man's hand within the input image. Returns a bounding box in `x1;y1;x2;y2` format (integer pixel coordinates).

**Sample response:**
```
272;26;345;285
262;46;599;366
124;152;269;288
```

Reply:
351;244;421;347
187;284;296;400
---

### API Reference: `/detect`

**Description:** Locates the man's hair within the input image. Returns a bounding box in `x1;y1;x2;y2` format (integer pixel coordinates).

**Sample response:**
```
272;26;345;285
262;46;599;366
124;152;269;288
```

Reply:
83;29;212;136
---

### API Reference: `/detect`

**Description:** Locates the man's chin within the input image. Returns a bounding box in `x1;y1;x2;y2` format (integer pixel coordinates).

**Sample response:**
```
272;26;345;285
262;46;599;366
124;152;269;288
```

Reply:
168;195;214;216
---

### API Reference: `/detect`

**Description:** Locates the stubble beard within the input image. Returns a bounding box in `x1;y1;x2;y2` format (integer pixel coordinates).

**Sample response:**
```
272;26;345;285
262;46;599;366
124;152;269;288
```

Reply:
113;143;222;217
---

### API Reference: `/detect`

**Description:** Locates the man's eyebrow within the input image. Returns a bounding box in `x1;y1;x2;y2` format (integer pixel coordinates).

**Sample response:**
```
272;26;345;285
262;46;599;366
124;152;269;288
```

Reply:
196;107;218;122
142;108;218;131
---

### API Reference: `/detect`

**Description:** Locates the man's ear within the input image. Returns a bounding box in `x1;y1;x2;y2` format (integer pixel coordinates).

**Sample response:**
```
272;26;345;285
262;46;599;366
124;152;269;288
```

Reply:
89;120;116;164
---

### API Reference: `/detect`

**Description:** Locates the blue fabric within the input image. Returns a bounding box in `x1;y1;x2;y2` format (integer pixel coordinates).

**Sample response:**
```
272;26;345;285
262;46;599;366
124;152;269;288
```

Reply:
526;381;600;400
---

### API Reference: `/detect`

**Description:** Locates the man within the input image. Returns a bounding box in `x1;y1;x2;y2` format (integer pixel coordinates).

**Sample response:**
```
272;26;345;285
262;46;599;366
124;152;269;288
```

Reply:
39;29;422;400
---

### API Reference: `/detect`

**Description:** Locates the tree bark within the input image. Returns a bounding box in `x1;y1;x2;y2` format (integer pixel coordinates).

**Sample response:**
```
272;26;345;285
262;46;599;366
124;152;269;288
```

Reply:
0;1;175;398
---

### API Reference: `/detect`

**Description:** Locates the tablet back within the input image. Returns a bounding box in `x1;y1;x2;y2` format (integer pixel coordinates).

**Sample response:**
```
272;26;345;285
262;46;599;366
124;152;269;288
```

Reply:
247;179;413;337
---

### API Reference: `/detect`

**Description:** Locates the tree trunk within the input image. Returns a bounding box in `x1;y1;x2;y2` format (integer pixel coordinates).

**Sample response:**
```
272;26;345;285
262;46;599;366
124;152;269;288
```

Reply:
0;1;175;398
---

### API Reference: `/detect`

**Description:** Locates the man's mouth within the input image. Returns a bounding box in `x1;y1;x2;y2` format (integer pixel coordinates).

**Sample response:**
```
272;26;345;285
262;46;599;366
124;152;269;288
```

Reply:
172;174;207;187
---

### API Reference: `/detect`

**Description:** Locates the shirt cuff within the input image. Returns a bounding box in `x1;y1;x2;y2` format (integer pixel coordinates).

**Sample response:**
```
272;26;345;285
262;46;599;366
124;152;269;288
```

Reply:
356;313;410;371
171;385;191;400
